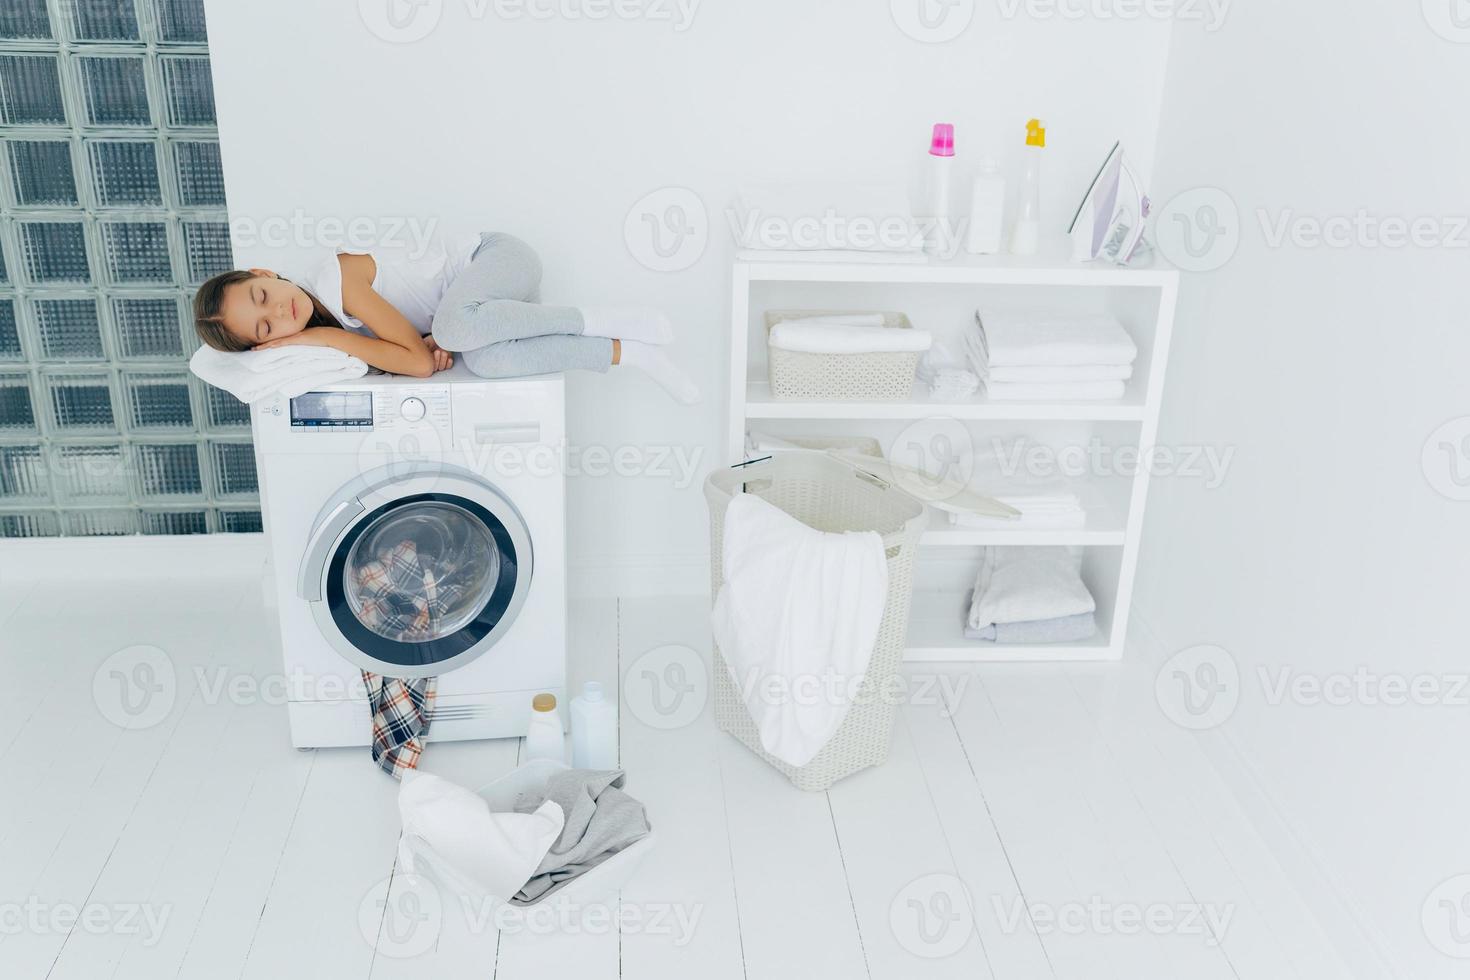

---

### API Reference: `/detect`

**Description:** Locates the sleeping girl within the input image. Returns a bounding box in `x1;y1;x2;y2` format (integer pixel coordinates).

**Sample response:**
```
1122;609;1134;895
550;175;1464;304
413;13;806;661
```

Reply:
191;231;699;404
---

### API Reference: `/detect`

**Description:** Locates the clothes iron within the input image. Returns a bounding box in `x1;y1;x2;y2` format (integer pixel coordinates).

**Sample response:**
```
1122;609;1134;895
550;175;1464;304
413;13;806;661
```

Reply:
1068;141;1151;265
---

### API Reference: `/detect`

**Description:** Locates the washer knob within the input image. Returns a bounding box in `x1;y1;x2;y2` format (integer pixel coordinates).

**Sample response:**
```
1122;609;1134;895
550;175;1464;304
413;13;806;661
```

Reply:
399;396;426;422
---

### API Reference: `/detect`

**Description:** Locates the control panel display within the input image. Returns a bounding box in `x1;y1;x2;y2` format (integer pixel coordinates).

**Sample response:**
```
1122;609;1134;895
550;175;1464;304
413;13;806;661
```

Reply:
290;391;373;428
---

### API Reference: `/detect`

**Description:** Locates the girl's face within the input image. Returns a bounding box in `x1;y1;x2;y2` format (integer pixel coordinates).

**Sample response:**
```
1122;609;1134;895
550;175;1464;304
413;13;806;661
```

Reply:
219;269;314;347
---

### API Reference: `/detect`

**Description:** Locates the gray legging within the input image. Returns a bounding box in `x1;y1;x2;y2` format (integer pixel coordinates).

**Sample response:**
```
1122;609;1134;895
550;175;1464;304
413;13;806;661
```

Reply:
429;232;612;377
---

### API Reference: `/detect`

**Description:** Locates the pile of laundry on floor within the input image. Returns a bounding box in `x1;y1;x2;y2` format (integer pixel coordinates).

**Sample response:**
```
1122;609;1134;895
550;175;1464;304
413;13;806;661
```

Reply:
965;547;1097;644
965;308;1137;401
398;766;651;905
949;440;1086;530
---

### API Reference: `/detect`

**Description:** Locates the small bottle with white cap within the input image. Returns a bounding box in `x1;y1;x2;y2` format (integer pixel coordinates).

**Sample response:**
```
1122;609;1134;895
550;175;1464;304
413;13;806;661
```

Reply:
570;682;618;770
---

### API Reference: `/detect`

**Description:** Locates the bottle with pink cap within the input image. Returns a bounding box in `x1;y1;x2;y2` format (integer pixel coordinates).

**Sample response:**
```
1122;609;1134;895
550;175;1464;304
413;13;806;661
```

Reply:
925;122;955;255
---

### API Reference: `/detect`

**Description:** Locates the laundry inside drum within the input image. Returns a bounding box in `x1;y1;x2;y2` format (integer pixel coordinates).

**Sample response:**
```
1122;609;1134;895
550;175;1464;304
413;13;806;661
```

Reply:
344;500;499;643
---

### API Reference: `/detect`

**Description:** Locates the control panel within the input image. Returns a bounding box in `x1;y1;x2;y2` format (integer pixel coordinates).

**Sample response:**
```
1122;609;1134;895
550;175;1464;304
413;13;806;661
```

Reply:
275;386;452;433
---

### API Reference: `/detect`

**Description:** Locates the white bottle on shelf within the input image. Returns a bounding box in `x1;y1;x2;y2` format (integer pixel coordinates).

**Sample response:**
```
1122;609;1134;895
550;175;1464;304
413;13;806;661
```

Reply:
925;122;955;255
965;157;1007;255
1010;119;1045;256
569;681;618;769
524;693;566;764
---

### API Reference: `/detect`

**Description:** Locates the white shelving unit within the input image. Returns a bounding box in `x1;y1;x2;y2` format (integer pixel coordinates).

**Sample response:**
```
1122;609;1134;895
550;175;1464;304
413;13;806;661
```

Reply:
725;251;1178;662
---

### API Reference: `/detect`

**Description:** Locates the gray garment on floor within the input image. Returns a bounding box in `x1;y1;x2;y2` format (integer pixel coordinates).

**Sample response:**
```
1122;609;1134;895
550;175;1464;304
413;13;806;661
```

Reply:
510;769;650;905
964;611;1098;644
431;232;611;377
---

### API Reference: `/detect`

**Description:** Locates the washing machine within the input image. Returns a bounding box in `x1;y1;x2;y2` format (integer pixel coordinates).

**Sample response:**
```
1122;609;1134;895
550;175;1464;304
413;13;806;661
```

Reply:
251;364;566;748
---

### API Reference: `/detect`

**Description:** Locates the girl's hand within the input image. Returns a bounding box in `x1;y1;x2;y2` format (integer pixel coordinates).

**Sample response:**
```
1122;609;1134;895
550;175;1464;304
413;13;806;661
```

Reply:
424;335;454;373
255;327;342;352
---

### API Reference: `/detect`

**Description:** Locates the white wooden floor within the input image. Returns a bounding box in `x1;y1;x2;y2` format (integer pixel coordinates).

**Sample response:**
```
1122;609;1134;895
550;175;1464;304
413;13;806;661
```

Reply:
0;567;1351;980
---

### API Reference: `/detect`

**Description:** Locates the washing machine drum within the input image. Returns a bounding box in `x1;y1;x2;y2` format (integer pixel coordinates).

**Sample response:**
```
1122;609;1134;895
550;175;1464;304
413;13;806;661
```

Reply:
298;467;533;678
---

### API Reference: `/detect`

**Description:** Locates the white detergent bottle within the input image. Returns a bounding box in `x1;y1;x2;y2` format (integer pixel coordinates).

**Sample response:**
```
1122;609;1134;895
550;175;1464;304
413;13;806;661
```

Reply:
524;693;566;764
965;157;1007;255
1010;119;1046;256
569;682;618;769
924;122;955;255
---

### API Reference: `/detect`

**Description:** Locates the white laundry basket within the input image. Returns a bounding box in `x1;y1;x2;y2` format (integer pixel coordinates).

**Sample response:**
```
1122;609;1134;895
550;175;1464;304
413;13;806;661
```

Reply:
705;452;927;791
398;759;656;922
765;309;920;401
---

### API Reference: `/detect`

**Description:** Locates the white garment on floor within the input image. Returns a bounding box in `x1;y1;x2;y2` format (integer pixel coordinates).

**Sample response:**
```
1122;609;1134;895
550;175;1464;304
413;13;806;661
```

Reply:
967;547;1096;631
974;309;1138;367
769;320;933;355
397;770;565;900
711;492;889;768
189;343;368;404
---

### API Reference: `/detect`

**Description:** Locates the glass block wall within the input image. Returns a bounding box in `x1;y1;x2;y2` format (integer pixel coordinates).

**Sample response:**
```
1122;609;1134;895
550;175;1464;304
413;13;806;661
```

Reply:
0;0;260;537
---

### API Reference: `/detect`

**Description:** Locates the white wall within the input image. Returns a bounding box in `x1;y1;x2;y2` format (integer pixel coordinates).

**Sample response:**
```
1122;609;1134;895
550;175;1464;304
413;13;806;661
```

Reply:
1138;5;1470;977
202;0;1173;592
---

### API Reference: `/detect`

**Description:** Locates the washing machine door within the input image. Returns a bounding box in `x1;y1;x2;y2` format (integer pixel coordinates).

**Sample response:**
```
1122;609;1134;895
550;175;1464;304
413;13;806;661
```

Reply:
296;463;533;679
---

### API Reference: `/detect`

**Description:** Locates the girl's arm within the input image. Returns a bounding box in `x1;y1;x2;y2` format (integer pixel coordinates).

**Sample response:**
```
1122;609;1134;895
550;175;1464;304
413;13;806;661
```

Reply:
257;254;435;378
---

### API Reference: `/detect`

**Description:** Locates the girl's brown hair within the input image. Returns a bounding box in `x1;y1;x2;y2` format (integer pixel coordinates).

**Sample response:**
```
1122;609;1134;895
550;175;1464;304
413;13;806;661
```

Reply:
192;271;346;352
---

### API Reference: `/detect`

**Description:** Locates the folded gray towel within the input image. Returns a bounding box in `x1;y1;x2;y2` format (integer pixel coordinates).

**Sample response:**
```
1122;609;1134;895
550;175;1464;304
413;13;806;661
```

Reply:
964;611;1098;644
511;769;650;904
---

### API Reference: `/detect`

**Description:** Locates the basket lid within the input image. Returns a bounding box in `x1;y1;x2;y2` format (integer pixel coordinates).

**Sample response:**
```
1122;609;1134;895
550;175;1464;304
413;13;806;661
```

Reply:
828;452;1020;519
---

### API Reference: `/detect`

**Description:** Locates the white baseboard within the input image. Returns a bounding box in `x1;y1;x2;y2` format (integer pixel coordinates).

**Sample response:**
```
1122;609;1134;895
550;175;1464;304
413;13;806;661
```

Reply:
1128;606;1403;980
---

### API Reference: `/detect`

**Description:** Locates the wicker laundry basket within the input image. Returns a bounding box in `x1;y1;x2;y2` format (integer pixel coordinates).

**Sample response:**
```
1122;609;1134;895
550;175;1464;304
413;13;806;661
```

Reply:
705;452;927;790
765;310;920;401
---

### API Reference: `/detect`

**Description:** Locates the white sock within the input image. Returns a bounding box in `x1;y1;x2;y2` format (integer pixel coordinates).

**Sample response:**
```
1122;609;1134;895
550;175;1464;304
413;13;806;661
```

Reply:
618;341;701;404
581;307;673;345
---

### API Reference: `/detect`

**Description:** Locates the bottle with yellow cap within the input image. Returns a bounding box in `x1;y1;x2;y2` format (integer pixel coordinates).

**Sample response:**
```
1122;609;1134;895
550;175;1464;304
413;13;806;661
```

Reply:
1010;118;1046;256
525;692;567;763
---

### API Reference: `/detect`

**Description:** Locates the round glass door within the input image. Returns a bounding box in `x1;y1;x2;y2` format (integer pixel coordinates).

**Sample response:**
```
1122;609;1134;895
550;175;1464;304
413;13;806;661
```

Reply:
322;491;528;674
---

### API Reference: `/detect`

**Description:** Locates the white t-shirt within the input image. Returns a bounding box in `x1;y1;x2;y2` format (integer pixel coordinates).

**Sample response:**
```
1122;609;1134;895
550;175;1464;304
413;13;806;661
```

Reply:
294;232;482;337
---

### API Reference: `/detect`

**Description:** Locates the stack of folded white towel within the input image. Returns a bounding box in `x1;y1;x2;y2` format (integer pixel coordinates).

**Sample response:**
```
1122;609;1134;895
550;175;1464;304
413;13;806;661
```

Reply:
965;309;1138;401
768;314;933;356
965;547;1098;644
949;444;1086;530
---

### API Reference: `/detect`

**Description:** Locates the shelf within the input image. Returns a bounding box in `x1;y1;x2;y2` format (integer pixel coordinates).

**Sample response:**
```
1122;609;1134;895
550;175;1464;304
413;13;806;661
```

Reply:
745;381;1148;422
920;509;1127;548
737;250;1180;288
903;590;1119;663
